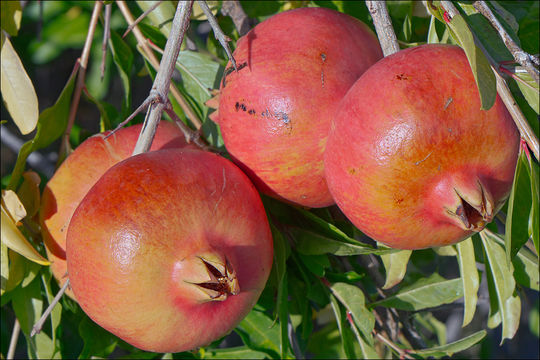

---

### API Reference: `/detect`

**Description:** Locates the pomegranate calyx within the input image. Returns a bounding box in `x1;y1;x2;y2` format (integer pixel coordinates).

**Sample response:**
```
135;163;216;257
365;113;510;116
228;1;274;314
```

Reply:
447;181;494;232
190;256;239;301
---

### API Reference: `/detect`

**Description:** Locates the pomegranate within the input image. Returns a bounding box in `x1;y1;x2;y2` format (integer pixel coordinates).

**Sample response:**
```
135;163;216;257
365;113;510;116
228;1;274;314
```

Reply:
40;121;190;298
324;44;520;249
215;7;383;208
66;149;273;352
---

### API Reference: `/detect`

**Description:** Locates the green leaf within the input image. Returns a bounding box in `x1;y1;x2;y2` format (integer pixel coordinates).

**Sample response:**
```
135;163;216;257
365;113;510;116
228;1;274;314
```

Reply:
505;147;537;262
109;30;134;118
445;12;497;110
0;1;22;37
136;1;176;38
1;242;8;294
512;245;539;290
202;346;268;359
8;65;78;189
514;70;539;114
456;238;480;327
370;273;464;311
480;230;521;344
413;330;486;357
380;247;412;289
292;228;395;256
41;271;62;353
297;254;330;277
78;316;118;359
330;282;374;342
1;36;39;134
428;15;440;43
235;310;281;358
329;294;358;359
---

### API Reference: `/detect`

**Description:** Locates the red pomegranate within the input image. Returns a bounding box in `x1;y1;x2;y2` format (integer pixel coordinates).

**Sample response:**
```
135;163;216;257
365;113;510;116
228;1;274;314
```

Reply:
324;44;520;249
215;7;383;208
40;121;190;299
66;149;273;352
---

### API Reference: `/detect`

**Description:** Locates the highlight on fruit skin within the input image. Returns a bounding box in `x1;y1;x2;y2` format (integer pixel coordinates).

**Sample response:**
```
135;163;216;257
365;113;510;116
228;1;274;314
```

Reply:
66;148;274;353
324;44;520;250
39;121;191;299
215;6;383;208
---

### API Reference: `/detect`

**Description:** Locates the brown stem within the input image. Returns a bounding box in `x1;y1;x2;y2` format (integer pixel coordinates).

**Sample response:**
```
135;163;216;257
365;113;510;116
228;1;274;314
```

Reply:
132;1;194;155
122;0;164;38
365;1;400;57
57;1;102;165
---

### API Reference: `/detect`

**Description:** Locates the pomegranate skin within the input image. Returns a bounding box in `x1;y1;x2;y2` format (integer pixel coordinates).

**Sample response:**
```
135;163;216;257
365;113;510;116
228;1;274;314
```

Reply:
66;149;273;353
39;121;190;299
324;44;520;249
216;7;383;208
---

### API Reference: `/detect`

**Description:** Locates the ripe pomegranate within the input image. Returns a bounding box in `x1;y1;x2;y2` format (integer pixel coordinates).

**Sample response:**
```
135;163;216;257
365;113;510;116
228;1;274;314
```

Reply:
215;7;383;208
40;121;190;298
324;44;520;249
66;149;273;353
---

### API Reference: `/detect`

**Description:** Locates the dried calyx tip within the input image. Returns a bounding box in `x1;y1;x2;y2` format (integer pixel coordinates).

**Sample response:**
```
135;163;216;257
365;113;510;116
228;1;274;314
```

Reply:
190;256;239;301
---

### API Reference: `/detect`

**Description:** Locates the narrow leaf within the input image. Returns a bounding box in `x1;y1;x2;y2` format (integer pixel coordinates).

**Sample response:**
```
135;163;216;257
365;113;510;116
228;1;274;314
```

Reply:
428;15;440;43
413;330;486;357
456;238;479;327
329;294;357;359
330;282;374;341
202;346;268;359
109;30;133;117
370;273;463;311
0;1;22;36
480;231;521;344
1;242;8;295
445;12;497;110
1;37;39;134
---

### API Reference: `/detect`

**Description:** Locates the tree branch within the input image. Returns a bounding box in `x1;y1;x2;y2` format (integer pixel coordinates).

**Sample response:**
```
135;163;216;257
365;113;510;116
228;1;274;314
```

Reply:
31;279;70;337
220;0;252;36
7;318;20;360
197;0;237;71
365;1;400;57
101;2;112;80
473;1;539;84
132;1;194;155
116;0;202;129
122;0;163;39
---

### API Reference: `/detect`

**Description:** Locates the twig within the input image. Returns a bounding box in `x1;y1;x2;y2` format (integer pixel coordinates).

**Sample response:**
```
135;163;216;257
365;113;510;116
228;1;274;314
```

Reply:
440;1;539;161
7;318;20;360
117;0;202;129
374;331;414;359
220;0;252;36
163;106;212;151
473;1;539;84
31;279;70;337
365;1;400;57
101;2;112;81
197;0;237;71
132;1;194;155
106;96;155;136
57;1;103;165
122;0;164;39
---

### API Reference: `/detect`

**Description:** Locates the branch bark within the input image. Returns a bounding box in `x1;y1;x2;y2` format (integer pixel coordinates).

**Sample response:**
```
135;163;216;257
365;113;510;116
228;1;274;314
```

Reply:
473;1;539;84
365;1;400;57
132;1;194;155
220;0;252;36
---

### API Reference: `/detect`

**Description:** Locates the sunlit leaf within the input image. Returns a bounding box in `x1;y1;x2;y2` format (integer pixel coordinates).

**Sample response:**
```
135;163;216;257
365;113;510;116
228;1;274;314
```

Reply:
1;37;39;134
1;196;49;265
2;189;26;223
329;294;357;359
136;0;176;38
192;1;219;20
514;69;539;114
370;273;463;311
380;247;412;289
1;242;8;295
330;282;374;342
412;330;486;357
456;238;480;327
17;171;41;219
480;230;521;344
427;15;440;43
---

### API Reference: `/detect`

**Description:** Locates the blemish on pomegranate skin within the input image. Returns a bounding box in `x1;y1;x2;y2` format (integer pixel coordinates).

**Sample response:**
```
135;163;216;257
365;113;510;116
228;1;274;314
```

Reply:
444;97;453;110
396;73;408;80
348;168;356;175
248;109;256;115
221;61;248;87
320;52;327;88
